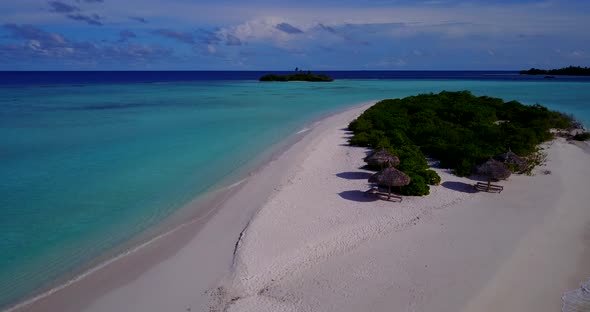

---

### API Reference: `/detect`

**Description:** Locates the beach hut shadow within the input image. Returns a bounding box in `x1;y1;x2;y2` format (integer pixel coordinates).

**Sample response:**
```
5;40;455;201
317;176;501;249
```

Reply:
338;190;379;202
336;172;373;180
441;181;478;194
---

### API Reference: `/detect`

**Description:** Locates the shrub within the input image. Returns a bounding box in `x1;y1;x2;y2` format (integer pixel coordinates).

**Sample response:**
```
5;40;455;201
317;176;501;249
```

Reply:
522;148;547;175
349;132;370;146
420;169;441;185
348;91;574;180
399;173;430;196
573;132;590;141
453;158;476;177
392;145;428;173
348;118;372;132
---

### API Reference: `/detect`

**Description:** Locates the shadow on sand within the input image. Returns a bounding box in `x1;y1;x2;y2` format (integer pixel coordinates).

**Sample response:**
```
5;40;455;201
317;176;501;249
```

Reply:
336;171;373;180
441;181;478;194
338;190;379;202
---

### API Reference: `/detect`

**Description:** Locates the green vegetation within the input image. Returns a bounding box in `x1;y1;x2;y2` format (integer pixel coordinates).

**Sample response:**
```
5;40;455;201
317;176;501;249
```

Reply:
522;148;547;176
573;132;590;141
520;66;590;76
349;91;575;195
421;169;441;186
399;173;430;196
259;71;334;82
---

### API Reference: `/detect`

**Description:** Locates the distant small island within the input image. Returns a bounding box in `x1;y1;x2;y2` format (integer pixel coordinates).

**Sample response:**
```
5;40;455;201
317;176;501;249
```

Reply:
259;69;334;82
520;66;590;76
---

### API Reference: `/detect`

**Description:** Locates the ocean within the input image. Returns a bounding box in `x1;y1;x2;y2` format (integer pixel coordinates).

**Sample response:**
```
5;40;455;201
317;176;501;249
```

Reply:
1;71;589;309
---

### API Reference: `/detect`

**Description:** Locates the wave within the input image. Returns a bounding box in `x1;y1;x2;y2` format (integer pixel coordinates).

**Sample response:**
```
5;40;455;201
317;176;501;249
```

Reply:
296;127;311;134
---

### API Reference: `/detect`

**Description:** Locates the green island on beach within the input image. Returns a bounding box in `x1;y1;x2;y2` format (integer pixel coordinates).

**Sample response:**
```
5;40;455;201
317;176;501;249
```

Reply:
348;91;589;196
520;66;590;76
3;0;590;310
259;70;334;82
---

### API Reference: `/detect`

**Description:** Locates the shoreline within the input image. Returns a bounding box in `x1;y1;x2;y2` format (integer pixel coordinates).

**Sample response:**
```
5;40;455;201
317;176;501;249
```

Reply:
212;116;590;311
9;101;377;312
7;98;590;312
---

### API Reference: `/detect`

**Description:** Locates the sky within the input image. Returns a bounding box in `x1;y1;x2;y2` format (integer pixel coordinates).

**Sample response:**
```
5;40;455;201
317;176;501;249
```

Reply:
0;0;589;70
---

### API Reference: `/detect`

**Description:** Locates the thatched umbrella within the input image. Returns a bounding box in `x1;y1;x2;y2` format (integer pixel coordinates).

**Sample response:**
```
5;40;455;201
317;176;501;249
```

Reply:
364;148;400;169
475;158;511;187
494;151;527;173
368;167;411;200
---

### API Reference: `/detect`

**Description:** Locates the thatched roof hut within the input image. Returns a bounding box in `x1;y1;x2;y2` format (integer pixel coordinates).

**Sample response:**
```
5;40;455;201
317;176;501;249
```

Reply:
364;148;400;168
368;167;411;200
475;158;511;181
369;167;411;187
494;151;527;173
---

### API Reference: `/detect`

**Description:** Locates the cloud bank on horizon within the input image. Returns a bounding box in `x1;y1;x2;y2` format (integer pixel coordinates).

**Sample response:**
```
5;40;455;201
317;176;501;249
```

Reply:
0;0;589;70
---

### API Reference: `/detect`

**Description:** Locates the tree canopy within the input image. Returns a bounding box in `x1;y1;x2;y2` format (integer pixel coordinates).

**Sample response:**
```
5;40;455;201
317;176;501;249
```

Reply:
259;72;334;82
520;66;590;76
348;91;575;194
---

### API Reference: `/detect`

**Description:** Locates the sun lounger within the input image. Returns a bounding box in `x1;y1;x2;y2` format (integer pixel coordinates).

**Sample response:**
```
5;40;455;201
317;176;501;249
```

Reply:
474;182;504;193
365;187;403;202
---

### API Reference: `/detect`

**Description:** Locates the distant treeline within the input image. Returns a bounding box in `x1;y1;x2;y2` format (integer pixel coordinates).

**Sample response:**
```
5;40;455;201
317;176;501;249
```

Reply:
259;71;334;82
348;91;578;195
520;66;590;76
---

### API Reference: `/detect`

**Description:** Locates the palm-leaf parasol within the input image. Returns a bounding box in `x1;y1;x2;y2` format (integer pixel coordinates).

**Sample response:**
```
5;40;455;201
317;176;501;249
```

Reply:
364;148;400;169
475;158;511;187
368;167;411;200
494;150;527;173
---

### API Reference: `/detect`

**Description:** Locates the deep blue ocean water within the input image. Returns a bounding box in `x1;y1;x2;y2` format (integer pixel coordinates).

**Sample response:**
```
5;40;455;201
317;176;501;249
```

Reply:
2;70;590;85
1;71;589;309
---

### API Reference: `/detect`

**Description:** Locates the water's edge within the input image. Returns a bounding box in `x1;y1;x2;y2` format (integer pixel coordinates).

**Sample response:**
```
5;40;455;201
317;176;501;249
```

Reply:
3;78;590;310
3;101;374;312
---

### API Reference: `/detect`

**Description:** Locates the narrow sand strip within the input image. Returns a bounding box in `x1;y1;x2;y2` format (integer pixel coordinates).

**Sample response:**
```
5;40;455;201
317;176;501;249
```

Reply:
217;112;590;311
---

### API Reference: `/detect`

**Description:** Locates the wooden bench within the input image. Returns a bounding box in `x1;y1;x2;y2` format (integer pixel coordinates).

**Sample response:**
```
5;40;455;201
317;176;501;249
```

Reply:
365;187;403;202
474;182;504;193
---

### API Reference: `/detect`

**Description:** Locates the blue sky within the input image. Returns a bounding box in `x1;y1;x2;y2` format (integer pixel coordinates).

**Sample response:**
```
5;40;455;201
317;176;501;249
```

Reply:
0;0;589;70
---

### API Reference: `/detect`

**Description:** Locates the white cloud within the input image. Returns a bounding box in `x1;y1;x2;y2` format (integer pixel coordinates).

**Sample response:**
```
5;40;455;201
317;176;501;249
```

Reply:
2;0;589;69
3;0;588;34
222;18;289;43
27;39;41;50
569;50;587;58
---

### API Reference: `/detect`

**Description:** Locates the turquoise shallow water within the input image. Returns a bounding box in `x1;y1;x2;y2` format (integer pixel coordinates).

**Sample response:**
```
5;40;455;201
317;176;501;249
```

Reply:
1;79;589;308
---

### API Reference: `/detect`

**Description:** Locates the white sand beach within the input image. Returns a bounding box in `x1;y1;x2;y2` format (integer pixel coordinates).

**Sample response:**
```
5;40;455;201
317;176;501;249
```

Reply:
213;106;590;311
15;102;590;312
